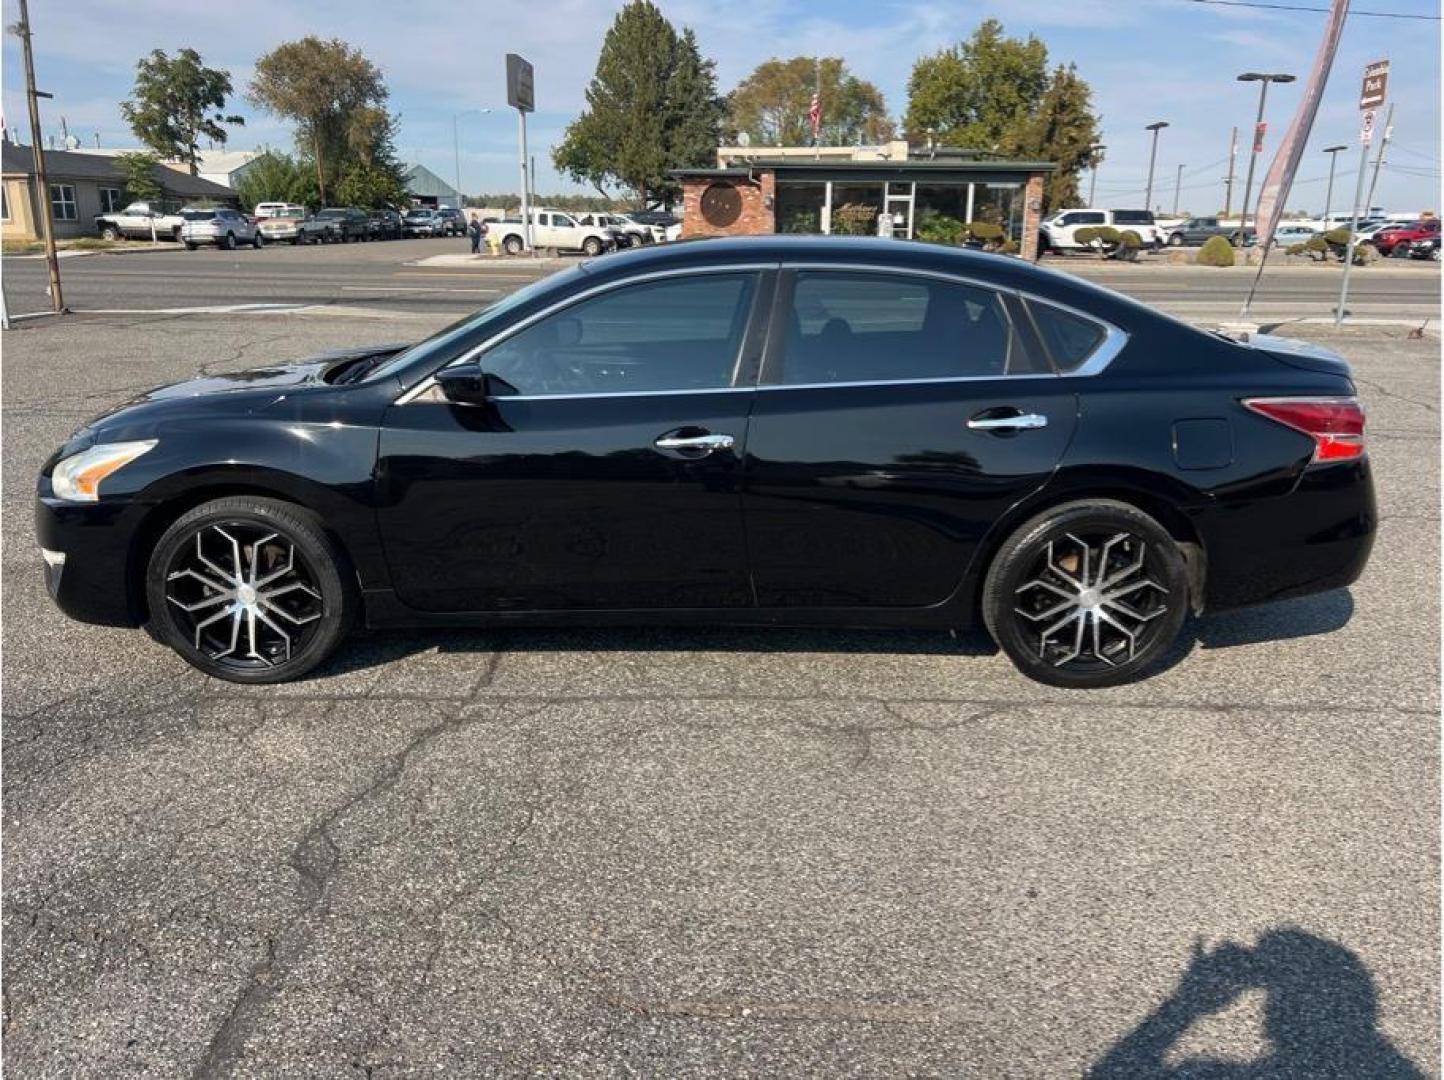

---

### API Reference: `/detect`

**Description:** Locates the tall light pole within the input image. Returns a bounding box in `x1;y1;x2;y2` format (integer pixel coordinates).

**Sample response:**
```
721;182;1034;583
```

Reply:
1173;163;1185;215
1236;72;1295;237
1144;122;1169;213
453;108;493;210
1223;126;1238;219
1086;143;1106;208
1321;143;1347;226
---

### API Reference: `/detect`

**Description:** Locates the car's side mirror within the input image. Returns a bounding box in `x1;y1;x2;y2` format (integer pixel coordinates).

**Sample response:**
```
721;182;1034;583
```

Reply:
435;364;516;405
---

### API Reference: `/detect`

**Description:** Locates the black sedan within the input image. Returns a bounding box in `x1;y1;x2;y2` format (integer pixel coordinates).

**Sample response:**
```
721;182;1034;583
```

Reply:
34;236;1375;688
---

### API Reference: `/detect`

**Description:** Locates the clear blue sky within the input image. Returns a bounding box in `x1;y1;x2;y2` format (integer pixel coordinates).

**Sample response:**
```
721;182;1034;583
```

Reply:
3;0;1439;212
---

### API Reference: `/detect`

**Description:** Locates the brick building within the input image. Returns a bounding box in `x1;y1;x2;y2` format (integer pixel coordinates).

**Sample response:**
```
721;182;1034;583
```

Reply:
673;140;1055;260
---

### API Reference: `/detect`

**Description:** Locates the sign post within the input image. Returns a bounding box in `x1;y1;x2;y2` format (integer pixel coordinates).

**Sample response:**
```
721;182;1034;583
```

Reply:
1337;59;1389;325
506;53;535;253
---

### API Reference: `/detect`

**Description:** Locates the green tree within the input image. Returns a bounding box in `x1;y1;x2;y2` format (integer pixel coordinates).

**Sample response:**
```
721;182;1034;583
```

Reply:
120;49;244;175
335;162;406;209
728;57;892;146
234;149;308;208
905;20;1099;211
115;151;163;202
553;1;723;203
247;37;390;205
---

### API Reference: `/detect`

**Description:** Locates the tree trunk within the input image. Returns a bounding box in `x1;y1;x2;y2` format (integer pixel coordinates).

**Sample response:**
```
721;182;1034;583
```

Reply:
311;124;327;205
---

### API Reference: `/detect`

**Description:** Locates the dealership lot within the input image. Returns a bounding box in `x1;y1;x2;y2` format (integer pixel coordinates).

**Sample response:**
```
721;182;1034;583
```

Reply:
2;288;1438;1072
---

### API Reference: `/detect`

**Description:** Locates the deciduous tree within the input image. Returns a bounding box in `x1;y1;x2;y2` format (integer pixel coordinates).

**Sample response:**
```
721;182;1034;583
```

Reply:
115;151;163;202
120;49;244;175
728;57;892;146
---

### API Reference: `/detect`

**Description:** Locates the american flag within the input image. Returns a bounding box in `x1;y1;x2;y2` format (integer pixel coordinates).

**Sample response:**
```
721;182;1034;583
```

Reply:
808;92;821;140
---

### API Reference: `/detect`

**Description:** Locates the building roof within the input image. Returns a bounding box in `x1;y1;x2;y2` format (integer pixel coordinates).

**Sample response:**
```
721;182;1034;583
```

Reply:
679;157;1055;176
402;162;460;199
1;143;237;198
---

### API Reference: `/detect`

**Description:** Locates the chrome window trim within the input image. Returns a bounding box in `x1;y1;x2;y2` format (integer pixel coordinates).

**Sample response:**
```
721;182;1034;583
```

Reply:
394;262;778;405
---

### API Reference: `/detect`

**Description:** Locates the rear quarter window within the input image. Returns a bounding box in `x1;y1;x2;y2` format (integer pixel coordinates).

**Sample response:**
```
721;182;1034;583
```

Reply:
1026;300;1108;373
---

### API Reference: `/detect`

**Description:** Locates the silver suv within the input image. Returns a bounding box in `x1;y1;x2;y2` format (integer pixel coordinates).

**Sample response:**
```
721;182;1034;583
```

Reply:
180;207;261;250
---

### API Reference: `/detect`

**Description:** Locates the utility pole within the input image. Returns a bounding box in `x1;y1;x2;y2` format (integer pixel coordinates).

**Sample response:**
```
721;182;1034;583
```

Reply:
1236;72;1296;238
1321;143;1348;226
1144;121;1169;212
13;0;64;313
1223;126;1237;218
452;114;462;210
1364;101;1394;216
1173;163;1185;215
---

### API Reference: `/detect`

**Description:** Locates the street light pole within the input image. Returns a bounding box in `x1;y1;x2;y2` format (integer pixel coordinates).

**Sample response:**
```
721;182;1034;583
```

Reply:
1086;143;1106;208
452;108;493;211
1236;72;1296;237
1173;163;1185;215
1321;143;1347;226
1144;122;1169;213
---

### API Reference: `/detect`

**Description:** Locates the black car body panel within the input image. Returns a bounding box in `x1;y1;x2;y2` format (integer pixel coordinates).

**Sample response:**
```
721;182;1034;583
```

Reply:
36;236;1375;647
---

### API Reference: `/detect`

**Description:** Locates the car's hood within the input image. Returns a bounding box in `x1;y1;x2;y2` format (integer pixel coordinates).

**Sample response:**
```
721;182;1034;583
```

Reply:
82;342;411;430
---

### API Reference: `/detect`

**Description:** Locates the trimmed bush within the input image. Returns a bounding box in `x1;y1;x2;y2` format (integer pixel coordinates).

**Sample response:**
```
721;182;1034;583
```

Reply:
965;221;1004;244
997;238;1019;255
831;203;877;236
1197;235;1236;266
1323;227;1352;246
914;209;965;246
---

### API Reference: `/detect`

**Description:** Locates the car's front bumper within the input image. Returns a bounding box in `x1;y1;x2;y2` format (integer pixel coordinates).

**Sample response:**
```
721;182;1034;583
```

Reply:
35;491;149;627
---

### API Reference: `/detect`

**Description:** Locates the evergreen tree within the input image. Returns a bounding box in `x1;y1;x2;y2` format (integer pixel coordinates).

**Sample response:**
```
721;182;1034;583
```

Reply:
120;49;244;175
554;1;722;203
1013;64;1100;210
728;57;892;146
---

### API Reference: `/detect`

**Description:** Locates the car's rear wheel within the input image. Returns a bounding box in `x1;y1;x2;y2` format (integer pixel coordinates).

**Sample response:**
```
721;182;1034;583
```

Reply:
253;233;264;248
145;496;354;684
504;235;523;255
982;500;1189;688
222;232;236;250
184;241;198;251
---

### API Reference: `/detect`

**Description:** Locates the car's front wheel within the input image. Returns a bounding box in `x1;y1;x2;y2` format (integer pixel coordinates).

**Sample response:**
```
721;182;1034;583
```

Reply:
101;224;123;241
583;236;604;257
1168;233;1185;246
145;496;354;683
982;499;1189;688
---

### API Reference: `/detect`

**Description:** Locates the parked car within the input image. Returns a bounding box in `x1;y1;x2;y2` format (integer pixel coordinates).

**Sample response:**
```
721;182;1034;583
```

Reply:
432;208;467;237
257;206;332;245
490;209;615;256
314;207;371;242
95;200;187;242
34;236;1375;689
180;207;261;250
1408;236;1440;261
628;209;678;230
367;209;403;240
1166;217;1236;246
1272;224;1319;248
253;202;292;222
1039;208;1166;253
575;212;650;247
1369;219;1441;257
403;208;444;237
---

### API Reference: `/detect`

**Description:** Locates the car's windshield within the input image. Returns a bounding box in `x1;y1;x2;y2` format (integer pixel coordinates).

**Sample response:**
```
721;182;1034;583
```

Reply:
365;266;588;385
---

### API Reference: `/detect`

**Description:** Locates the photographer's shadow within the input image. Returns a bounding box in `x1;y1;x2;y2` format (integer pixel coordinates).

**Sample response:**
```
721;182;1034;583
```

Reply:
1090;928;1424;1078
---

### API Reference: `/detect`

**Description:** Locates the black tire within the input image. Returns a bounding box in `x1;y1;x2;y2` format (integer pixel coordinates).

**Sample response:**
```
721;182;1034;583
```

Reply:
102;224;123;241
184;241;198;251
1168;233;1185;247
503;234;523;255
291;237;303;246
583;236;604;257
982;499;1189;688
145;496;355;684
253;233;264;249
222;232;237;250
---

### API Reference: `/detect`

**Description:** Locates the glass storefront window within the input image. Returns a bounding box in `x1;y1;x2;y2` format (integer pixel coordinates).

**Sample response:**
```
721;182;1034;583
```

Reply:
775;183;825;234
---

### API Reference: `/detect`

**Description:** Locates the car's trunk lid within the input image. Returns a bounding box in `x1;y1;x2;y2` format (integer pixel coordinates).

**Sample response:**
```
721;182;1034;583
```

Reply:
1245;333;1354;380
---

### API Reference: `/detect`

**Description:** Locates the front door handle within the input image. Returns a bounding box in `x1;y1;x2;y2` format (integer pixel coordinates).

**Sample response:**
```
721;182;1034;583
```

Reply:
654;431;736;455
967;411;1048;432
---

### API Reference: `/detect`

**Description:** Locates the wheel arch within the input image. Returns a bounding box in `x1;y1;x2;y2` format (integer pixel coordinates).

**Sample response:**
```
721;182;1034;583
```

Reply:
126;469;371;624
955;470;1209;627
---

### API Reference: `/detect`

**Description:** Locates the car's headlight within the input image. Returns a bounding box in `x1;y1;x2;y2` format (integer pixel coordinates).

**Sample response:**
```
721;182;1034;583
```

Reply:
50;440;157;502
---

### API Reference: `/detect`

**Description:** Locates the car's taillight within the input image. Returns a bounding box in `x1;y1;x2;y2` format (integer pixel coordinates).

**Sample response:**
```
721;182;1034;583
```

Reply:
1243;396;1366;463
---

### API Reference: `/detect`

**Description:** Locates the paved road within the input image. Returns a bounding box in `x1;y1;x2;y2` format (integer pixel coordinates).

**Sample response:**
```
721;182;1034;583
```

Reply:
3;238;1438;325
1;311;1436;1075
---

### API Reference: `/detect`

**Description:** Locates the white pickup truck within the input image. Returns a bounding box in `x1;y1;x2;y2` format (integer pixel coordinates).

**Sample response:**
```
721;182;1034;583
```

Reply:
491;209;616;256
95;200;187;241
1039;208;1166;253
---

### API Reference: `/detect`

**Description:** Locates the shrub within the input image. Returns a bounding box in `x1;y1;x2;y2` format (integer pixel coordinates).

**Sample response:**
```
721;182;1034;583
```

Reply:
913;209;965;246
831;203;877;236
1197;235;1236;266
997;238;1019;255
1323;227;1352;246
779;207;820;234
964;220;1004;245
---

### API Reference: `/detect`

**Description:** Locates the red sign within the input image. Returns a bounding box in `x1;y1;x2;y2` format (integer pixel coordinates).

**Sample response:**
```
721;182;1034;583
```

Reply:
1253;122;1267;153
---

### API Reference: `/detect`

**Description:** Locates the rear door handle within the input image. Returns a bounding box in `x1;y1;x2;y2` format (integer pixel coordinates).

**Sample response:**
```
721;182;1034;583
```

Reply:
654;431;735;455
967;412;1048;431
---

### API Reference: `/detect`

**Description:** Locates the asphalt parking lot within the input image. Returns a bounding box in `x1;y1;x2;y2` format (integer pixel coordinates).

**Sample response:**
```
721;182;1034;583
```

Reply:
2;301;1439;1074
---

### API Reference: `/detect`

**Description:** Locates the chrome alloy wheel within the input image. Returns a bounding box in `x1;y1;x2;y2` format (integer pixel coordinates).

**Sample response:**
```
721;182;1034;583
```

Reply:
1012;531;1171;669
163;522;325;670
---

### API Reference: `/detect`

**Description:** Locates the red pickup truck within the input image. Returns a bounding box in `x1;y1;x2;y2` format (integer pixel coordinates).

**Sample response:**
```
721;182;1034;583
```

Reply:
1371;218;1440;257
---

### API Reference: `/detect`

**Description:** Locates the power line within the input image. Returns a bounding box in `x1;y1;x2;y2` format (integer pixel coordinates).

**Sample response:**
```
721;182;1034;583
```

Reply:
1185;0;1441;18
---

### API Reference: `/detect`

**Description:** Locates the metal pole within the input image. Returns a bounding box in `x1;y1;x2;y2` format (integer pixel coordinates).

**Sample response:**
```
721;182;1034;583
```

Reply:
1239;80;1270;235
1223;126;1237;218
1364;101;1394;216
517;108;532;253
1144;128;1161;212
1173;164;1184;215
452;114;462;209
16;0;64;313
1088;161;1099;208
1323;151;1339;226
1335;139;1370;325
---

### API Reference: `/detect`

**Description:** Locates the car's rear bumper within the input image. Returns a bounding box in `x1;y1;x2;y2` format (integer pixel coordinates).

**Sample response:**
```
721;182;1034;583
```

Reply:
1193;456;1376;612
34;491;148;627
